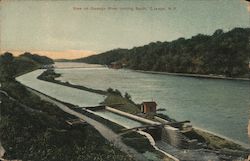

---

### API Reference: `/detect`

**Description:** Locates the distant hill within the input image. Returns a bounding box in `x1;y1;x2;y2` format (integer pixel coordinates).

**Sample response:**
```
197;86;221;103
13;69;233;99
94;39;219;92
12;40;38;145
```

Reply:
77;28;250;77
54;59;72;62
19;52;54;65
0;52;54;81
74;48;129;65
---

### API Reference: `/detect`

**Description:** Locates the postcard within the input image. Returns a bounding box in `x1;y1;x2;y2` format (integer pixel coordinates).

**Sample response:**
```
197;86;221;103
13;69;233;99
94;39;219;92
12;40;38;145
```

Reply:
0;0;250;161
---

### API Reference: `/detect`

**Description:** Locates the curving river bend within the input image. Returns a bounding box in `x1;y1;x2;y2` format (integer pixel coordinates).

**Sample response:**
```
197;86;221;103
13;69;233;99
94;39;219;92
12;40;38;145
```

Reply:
55;62;250;147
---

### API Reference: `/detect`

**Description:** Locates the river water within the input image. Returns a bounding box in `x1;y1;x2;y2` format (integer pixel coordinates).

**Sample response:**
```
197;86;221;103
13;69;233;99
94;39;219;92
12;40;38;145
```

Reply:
16;70;105;107
55;63;250;147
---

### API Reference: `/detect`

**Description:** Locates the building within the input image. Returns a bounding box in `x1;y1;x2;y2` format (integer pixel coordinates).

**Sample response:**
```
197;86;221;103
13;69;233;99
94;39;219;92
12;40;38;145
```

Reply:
141;101;157;114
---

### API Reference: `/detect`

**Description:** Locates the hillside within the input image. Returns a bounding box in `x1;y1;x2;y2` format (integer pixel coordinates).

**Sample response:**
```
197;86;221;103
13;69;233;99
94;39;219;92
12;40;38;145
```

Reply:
77;28;250;77
74;48;129;64
0;52;53;81
19;52;54;65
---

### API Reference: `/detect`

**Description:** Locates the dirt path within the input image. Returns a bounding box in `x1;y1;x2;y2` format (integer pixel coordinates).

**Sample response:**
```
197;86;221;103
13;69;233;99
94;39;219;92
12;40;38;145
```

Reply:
27;88;149;161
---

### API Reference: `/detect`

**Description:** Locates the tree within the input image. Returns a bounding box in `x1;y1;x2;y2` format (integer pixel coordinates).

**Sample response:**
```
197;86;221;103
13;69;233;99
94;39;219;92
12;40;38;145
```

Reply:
78;28;250;77
124;92;131;100
107;88;114;93
114;89;122;96
0;52;14;64
0;52;15;80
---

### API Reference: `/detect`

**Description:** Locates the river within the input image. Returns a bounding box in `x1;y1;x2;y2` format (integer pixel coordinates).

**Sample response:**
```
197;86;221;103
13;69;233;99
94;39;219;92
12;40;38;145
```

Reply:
55;62;250;147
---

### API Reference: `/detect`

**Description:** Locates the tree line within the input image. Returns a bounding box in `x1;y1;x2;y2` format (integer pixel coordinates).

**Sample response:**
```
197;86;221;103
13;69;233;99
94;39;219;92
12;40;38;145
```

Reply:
0;52;54;81
77;28;250;77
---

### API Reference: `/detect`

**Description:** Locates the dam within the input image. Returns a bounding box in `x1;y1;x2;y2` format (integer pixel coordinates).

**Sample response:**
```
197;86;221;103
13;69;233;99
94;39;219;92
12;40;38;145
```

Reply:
79;105;222;161
84;105;197;148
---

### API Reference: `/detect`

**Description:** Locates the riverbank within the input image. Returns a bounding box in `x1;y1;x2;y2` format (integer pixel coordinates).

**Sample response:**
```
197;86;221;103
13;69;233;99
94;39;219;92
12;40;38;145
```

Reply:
133;70;250;81
53;61;250;81
193;127;250;150
38;68;250;158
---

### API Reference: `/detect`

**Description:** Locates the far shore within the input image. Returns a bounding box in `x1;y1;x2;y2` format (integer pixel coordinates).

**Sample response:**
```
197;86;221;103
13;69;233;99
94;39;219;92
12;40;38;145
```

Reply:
54;61;250;81
133;69;250;81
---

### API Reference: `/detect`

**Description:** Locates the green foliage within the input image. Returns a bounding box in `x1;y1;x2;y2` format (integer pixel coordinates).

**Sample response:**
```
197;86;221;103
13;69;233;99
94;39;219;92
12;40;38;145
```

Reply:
0;52;54;81
103;94;140;114
37;69;61;81
0;52;16;80
107;87;115;93
79;28;250;77
106;88;122;96
20;52;54;65
124;92;131;100
114;89;122;96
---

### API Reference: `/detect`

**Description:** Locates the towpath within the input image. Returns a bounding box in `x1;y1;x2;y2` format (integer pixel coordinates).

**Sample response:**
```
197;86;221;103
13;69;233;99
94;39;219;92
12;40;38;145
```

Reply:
27;88;154;161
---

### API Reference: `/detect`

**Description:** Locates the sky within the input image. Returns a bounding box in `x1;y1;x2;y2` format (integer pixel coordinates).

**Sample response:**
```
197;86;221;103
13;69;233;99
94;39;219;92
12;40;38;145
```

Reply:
1;0;250;59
